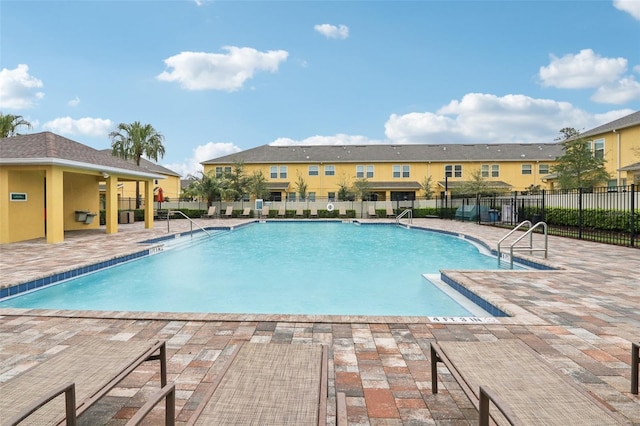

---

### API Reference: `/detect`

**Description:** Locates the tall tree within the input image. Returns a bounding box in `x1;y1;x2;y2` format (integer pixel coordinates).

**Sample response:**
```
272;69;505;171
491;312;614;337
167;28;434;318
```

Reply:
187;171;223;206
420;175;434;199
295;175;308;201
458;168;491;195
248;170;270;200
0;113;32;137
109;121;165;208
551;127;610;189
223;161;249;201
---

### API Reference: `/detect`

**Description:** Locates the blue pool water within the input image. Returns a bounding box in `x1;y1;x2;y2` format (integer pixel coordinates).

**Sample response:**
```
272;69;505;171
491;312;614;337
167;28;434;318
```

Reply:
0;222;511;316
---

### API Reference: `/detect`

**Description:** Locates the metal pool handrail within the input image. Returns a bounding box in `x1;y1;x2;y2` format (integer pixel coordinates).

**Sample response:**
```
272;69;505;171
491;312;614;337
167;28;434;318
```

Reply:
166;210;212;237
395;209;412;226
498;220;548;268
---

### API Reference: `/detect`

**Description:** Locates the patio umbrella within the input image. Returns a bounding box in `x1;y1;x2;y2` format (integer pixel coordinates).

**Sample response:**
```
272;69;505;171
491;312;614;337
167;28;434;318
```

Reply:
157;187;164;209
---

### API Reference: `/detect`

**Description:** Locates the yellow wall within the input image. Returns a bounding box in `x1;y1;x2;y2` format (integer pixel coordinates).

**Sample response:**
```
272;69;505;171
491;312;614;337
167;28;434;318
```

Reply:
588;126;640;184
5;169;45;242
204;159;557;199
63;172;100;231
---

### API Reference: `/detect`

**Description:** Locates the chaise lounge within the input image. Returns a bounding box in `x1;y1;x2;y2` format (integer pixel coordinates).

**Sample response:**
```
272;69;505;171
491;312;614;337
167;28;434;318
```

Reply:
430;340;628;425
1;337;173;426
186;343;328;425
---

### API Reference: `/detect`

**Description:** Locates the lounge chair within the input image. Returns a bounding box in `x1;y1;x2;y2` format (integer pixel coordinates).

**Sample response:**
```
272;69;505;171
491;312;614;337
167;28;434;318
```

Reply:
186;343;328;425
295;206;305;217
430;340;627;425
310;206;318;218
202;206;216;218
277;206;286;218
632;341;639;394
223;206;233;218
241;207;251;218
261;206;270;218
1;338;173;426
367;206;377;218
338;206;347;218
386;205;395;218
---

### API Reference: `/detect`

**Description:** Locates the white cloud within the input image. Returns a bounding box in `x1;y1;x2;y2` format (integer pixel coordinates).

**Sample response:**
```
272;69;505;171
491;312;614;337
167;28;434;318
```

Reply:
42;117;113;137
68;96;80;107
162;142;242;178
0;64;44;109
384;93;635;144
314;24;349;39
157;46;289;91
539;49;627;89
270;133;384;146
591;76;640;104
613;0;640;19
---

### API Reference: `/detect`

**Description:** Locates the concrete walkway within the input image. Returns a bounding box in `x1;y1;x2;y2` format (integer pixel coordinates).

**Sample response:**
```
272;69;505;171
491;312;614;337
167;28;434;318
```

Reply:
0;218;638;425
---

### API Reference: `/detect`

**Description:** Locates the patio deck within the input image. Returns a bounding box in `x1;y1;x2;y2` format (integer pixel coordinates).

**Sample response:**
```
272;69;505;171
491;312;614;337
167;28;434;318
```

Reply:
0;218;638;425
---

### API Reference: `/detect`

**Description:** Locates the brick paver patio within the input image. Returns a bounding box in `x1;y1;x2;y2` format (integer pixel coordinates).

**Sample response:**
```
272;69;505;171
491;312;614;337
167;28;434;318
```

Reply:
0;218;638;425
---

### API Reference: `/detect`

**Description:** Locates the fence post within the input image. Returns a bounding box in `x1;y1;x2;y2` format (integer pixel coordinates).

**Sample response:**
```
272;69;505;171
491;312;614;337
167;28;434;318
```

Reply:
579;187;583;240
631;184;636;247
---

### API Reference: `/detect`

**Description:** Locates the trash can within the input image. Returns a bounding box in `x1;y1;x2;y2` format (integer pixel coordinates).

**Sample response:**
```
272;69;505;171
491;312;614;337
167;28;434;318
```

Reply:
488;209;498;223
119;211;134;224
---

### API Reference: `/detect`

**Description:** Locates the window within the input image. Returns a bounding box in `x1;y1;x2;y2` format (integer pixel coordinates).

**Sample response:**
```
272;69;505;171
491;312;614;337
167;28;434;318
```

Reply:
308;192;316;201
287;192;296;202
481;165;499;178
593;138;605;159
393;165;401;178
392;165;410;178
445;165;462;178
279;166;287;178
270;166;278;179
539;164;550;174
325;165;335;176
215;166;231;177
366;165;374;178
327;192;335;201
521;164;532;175
308;165;318;176
356;165;374;178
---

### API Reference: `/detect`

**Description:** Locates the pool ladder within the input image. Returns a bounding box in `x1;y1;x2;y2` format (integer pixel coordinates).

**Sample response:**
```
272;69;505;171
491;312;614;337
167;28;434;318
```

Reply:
395;209;413;226
497;220;548;268
166;210;212;237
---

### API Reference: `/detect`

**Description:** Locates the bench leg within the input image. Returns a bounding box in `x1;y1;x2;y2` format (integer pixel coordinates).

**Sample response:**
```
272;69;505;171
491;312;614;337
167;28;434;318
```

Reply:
430;343;441;394
633;342;639;394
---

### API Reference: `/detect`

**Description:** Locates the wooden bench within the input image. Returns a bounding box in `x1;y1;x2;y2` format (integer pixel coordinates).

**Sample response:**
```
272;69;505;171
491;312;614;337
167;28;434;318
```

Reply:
1;338;173;426
430;340;629;425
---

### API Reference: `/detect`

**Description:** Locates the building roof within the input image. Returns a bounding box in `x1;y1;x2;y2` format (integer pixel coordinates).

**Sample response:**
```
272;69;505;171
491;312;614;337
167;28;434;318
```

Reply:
579;111;640;138
202;142;564;165
0;132;164;179
619;161;640;172
99;149;180;177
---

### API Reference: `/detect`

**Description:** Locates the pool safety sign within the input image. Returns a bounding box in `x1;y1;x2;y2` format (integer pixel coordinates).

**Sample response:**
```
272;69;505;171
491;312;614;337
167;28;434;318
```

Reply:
10;192;27;201
428;316;499;324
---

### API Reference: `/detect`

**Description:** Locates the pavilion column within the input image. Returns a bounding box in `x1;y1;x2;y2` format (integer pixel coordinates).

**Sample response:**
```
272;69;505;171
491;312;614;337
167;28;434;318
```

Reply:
144;179;154;229
105;175;118;234
46;167;64;243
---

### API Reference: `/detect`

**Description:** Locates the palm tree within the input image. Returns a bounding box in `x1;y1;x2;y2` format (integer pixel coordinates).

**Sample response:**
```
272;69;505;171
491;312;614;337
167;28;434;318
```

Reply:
0;113;32;137
109;121;165;208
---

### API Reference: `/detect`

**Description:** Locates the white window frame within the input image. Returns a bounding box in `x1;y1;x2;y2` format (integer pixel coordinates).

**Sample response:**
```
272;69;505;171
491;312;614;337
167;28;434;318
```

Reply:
539;164;550;175
521;164;532;175
270;166;278;179
308;165;319;176
325;165;335;176
593;138;605;159
279;166;288;179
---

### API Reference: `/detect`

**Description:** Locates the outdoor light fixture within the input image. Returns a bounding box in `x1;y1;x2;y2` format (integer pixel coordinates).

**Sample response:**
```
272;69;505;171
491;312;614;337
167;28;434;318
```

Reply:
101;172;109;179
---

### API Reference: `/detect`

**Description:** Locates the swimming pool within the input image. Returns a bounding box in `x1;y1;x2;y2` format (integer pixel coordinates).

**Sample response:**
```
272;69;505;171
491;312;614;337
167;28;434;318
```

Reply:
0;222;513;316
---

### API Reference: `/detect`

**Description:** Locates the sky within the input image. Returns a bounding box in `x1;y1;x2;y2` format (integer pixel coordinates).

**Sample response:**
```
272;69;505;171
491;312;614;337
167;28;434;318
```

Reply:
1;0;639;178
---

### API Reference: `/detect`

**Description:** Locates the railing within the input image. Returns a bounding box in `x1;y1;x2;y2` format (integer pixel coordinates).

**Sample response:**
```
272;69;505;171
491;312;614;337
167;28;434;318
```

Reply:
166;210;212;237
497;220;548;268
396;209;413;226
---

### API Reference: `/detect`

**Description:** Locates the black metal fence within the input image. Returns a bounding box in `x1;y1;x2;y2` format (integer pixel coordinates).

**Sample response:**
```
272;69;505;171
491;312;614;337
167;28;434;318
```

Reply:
446;184;638;248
